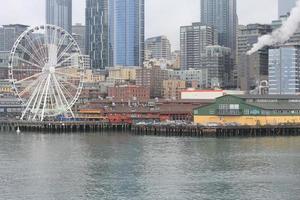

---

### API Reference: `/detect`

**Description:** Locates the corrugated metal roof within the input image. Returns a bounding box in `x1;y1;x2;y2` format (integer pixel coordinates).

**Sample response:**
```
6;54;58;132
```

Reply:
248;102;300;110
236;94;300;100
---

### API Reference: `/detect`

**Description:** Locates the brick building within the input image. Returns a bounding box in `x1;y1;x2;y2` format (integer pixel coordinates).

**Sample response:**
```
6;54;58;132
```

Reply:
108;85;150;101
163;80;186;100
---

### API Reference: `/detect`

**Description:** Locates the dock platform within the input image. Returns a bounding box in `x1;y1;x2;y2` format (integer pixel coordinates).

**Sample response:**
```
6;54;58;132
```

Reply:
1;120;300;137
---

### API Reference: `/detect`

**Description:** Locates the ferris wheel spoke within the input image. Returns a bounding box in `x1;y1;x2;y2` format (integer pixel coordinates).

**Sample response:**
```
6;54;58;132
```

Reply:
55;65;76;70
15;72;43;84
17;44;45;67
52;74;72;111
13;56;43;69
51;29;58;46
55;75;77;94
13;69;42;73
19;77;42;97
56;79;74;100
44;26;49;46
57;34;67;53
52;76;65;109
40;75;51;121
21;74;47;120
49;78;63;110
35;34;48;62
55;71;81;79
24;34;46;66
31;74;50;120
56;53;79;68
55;75;80;91
57;41;76;61
49;83;58;110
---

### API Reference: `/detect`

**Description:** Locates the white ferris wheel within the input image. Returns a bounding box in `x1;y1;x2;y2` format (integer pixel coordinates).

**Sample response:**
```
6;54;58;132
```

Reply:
8;25;85;121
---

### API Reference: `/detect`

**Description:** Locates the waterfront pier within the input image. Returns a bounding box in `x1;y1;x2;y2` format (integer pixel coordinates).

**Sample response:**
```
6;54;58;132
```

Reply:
1;120;300;137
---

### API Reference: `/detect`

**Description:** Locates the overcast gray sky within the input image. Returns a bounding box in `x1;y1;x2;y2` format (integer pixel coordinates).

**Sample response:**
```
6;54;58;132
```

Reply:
0;0;279;50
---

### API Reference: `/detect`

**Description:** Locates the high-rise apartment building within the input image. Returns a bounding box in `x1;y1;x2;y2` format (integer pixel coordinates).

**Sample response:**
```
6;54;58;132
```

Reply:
72;23;86;54
278;0;296;17
110;0;145;67
237;24;272;91
86;0;110;69
0;24;28;80
46;0;72;33
0;24;28;51
180;23;218;70
136;66;168;98
145;36;171;60
201;46;232;88
200;0;237;58
168;68;209;88
269;45;300;95
0;52;10;79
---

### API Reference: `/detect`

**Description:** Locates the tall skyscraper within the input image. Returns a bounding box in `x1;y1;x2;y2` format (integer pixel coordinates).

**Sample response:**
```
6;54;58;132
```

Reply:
200;0;237;58
269;45;300;95
145;36;171;60
85;0;144;69
202;46;232;88
278;0;296;17
110;0;145;67
180;23;218;70
85;0;110;69
46;0;72;33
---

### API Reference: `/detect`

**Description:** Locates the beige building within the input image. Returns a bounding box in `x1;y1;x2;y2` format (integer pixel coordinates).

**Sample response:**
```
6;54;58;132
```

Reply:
0;80;12;94
84;70;106;83
163;80;186;100
170;50;181;70
108;67;137;81
136;65;168;98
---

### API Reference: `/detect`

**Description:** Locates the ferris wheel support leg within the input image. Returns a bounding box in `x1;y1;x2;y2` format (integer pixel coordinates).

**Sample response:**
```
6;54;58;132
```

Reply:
20;75;45;120
51;74;65;111
68;108;75;119
41;75;51;121
52;74;72;113
32;74;50;121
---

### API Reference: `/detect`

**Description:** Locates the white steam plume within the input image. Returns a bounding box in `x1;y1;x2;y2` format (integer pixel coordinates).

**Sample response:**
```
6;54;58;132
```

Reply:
247;0;300;55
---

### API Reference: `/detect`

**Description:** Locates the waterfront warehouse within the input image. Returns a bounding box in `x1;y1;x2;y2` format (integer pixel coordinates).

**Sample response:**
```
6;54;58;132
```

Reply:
194;95;300;126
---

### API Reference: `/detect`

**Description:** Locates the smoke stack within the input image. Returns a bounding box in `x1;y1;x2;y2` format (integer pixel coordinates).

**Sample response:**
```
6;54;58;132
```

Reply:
247;0;300;55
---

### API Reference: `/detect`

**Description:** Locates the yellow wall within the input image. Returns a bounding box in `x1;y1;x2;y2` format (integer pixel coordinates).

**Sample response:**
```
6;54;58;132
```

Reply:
108;68;137;80
194;115;300;126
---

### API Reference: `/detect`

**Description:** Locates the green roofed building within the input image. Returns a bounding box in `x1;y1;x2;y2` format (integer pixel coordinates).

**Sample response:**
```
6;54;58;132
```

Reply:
194;95;300;126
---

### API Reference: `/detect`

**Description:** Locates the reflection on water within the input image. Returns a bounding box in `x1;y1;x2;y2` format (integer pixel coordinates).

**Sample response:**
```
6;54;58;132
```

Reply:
0;132;300;200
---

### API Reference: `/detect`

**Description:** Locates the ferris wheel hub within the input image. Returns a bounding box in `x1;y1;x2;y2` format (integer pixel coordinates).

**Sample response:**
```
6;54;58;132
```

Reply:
49;66;55;73
43;63;55;74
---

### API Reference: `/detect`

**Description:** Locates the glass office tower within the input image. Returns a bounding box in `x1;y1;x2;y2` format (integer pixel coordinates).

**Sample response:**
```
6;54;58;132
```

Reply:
85;0;144;69
110;0;145;67
86;0;110;69
46;0;72;33
269;46;300;95
200;0;237;57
